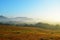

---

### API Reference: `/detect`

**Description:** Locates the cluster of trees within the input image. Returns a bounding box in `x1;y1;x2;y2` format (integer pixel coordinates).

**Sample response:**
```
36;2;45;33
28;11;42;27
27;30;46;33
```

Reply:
0;22;60;30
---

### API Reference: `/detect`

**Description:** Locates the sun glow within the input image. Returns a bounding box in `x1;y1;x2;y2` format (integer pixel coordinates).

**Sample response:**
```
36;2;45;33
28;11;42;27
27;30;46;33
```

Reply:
44;7;60;23
39;12;60;24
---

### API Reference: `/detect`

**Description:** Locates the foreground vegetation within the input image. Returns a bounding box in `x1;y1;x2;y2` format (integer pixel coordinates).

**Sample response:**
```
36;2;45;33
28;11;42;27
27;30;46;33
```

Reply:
0;25;60;40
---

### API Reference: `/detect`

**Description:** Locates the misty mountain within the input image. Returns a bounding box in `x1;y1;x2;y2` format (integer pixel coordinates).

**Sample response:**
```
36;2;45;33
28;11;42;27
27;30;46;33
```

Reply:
0;16;7;19
0;16;9;23
0;16;36;24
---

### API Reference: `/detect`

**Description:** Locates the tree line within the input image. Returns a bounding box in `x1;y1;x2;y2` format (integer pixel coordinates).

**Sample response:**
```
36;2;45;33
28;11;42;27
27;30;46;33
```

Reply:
0;22;60;30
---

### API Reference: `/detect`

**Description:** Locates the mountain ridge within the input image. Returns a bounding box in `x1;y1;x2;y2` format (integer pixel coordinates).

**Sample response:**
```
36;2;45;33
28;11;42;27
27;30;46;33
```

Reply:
0;15;36;24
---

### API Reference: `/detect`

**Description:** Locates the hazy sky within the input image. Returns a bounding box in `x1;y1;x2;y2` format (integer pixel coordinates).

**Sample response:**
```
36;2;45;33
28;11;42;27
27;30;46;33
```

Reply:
0;0;60;22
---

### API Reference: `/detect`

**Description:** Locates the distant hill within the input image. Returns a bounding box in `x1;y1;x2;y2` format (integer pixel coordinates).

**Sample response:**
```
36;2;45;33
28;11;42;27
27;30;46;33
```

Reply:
0;15;7;19
0;16;9;23
0;16;36;24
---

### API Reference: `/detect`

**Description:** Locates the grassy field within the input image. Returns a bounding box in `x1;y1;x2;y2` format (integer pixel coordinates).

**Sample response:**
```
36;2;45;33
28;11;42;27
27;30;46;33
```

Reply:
0;25;60;40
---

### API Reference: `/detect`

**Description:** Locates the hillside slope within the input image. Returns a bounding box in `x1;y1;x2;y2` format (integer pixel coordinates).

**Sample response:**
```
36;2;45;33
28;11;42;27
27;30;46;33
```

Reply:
0;25;60;40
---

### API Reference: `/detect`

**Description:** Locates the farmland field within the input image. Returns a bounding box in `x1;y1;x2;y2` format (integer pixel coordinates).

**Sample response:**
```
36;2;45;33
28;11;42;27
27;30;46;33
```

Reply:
0;25;60;40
